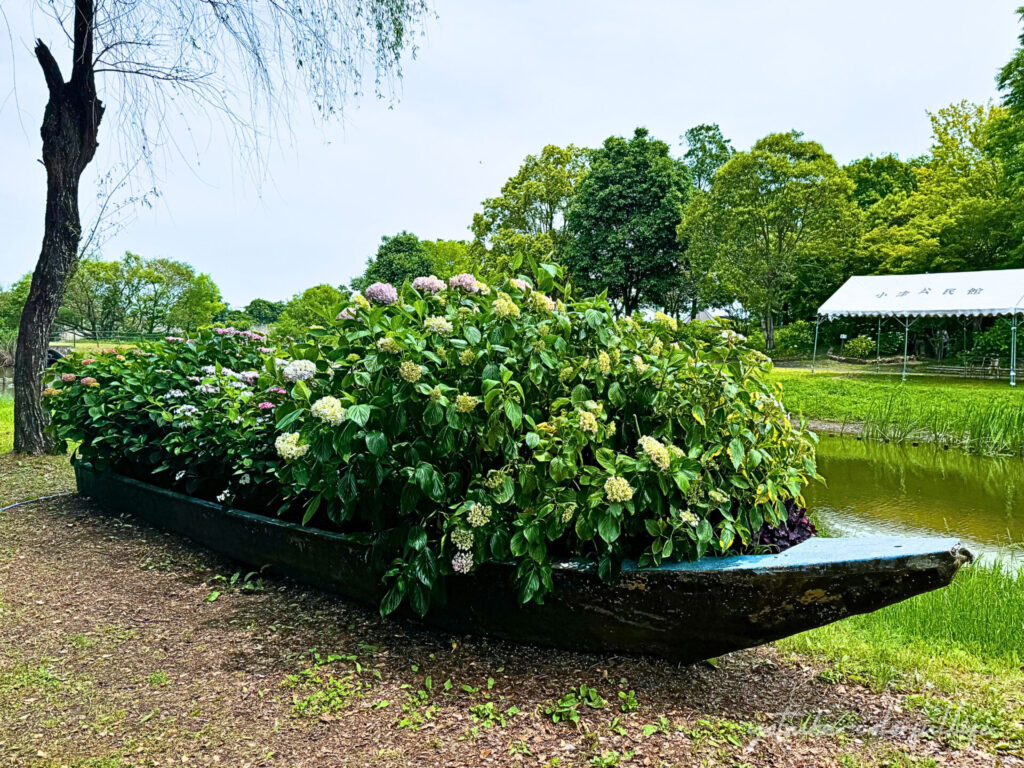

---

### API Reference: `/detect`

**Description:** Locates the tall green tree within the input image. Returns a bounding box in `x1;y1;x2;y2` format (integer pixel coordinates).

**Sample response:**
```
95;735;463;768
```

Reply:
168;274;225;333
681;123;734;191
352;231;434;290
245;298;287;325
471;144;590;278
687;131;861;347
563;128;691;315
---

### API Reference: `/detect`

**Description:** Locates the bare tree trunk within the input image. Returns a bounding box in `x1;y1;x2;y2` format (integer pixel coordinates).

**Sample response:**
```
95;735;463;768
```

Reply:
13;11;103;454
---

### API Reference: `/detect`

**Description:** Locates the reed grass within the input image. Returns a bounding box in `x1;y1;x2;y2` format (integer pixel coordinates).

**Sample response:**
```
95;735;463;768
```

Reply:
772;370;1024;455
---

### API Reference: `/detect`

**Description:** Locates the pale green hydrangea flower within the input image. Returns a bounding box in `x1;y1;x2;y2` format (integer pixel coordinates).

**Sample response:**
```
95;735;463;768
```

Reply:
604;476;634;502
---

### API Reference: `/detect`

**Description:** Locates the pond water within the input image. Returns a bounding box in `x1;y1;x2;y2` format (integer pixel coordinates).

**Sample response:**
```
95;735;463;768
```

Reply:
807;435;1024;565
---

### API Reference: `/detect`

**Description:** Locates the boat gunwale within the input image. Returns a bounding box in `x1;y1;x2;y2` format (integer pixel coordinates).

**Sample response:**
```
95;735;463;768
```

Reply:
73;462;969;577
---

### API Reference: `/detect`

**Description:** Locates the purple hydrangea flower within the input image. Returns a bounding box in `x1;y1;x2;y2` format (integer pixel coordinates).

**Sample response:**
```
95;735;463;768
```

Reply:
412;275;446;295
364;282;398;305
448;273;479;293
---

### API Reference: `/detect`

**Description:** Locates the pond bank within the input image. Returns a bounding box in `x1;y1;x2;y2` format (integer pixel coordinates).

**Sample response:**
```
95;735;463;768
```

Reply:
2;494;1019;767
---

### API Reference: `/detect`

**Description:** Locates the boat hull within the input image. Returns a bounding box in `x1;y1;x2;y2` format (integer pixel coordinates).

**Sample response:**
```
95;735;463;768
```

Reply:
74;464;971;662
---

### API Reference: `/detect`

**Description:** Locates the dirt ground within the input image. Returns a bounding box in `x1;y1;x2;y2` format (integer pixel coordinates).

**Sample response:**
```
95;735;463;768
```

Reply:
0;495;1014;768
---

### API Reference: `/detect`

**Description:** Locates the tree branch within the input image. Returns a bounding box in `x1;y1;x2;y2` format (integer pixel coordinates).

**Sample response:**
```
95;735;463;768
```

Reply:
34;39;65;95
71;0;96;88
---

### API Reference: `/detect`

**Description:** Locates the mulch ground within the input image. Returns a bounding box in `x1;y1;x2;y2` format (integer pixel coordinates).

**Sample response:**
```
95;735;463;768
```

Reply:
0;494;1013;768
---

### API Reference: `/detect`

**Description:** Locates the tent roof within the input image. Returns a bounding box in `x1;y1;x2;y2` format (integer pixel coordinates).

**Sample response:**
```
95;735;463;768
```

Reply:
817;269;1024;319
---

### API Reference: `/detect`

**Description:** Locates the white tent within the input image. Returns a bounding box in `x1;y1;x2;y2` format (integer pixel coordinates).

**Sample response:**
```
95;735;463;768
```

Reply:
812;269;1024;385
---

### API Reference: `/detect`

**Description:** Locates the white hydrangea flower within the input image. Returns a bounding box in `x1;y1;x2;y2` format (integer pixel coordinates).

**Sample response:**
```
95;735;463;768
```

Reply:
283;359;316;382
311;396;347;426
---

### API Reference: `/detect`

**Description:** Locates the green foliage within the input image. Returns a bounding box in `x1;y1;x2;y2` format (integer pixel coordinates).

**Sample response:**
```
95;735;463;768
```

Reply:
472;144;590;278
990;7;1024;193
564;128;692;315
273;284;344;339
862;102;1020;276
844;154;920;213
59;252;220;336
353;231;435;291
681;123;733;191
47;263;817;618
542;684;608;724
245;298;286;325
842;335;875;359
214;308;254;330
167;273;225;333
0;274;31;334
684;131;861;345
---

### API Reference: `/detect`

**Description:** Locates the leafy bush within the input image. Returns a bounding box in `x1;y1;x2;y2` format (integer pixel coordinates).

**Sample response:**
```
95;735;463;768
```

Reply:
46;263;818;617
971;322;1013;362
842;335;875;359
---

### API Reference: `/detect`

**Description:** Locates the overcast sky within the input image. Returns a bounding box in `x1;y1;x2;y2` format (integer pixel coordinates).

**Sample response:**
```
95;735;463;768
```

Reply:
1;1;1021;307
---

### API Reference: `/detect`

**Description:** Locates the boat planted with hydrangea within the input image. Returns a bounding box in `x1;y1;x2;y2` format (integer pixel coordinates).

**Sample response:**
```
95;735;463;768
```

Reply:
75;464;970;662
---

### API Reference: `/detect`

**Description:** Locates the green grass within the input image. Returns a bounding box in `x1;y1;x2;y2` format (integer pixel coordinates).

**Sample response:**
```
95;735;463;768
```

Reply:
780;562;1024;755
771;368;1024;454
1;395;12;453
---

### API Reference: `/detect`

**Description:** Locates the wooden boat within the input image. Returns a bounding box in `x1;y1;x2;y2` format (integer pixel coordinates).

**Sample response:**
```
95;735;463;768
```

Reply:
75;464;972;662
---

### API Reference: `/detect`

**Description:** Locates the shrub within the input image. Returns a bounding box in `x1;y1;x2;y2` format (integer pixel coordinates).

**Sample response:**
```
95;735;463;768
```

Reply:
46;263;818;617
842;335;875;359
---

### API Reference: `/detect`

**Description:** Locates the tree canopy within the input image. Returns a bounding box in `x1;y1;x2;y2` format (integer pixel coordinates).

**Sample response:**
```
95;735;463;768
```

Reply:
682;131;861;346
471;144;590;278
563;128;691;316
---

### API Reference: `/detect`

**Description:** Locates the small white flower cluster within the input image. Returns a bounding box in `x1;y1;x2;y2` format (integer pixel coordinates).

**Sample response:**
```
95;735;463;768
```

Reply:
638;435;670;471
578;409;599;435
164;389;186;400
275;431;309;460
632;355;649;374
451;550;474;574
399;361;423;383
678;510;698;526
451;528;474;550
283;359;316;382
466;503;492;527
195;384;219;395
424;316;453;336
311;396;347;426
174;404;200;418
604;476;634;503
597;351;611;376
377;337;400;354
530;292;555;313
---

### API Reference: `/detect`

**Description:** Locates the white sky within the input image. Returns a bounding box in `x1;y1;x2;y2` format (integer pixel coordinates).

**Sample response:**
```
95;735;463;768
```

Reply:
1;1;1020;307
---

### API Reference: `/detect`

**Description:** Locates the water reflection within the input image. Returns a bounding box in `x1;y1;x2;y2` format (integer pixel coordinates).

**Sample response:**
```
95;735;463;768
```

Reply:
808;435;1024;565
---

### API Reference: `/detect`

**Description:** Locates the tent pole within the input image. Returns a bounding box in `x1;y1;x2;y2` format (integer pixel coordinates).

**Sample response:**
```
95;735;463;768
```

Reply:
876;316;882;372
901;317;909;382
811;316;821;374
1012;313;1018;388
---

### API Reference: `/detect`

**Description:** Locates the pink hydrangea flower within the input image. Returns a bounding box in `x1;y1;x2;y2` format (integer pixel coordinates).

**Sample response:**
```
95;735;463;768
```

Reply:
164;336;185;342
412;275;446;295
82;358;95;365
336;308;355;321
364;282;398;305
258;346;275;354
265;386;286;395
258;401;275;410
81;377;99;387
61;373;76;383
448;273;479;293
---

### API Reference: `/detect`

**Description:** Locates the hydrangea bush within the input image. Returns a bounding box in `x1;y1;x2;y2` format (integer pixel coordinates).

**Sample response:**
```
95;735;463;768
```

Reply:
46;263;819;617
